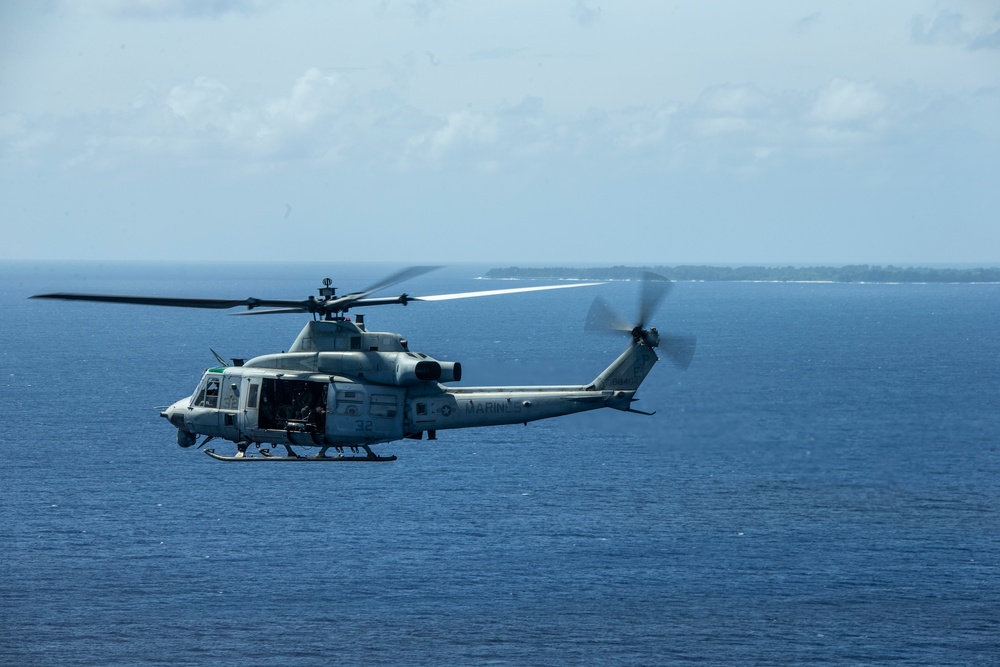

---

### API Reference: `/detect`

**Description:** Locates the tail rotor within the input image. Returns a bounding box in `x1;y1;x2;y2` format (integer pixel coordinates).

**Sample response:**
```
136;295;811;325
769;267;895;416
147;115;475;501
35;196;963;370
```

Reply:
585;272;696;370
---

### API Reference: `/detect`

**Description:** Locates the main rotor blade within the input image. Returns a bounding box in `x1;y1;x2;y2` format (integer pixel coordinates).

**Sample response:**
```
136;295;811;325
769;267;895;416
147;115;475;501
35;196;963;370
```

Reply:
350;266;443;300
411;282;605;302
29;293;308;310
584;296;634;334
31;275;604;316
322;265;443;312
637;272;672;329
230;307;310;316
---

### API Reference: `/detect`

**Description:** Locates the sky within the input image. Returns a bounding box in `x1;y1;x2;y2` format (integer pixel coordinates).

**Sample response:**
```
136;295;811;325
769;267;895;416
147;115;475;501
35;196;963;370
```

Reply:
1;0;998;266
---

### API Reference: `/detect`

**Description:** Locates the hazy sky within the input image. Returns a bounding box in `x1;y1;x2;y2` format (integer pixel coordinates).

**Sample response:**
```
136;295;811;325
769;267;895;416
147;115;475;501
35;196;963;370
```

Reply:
2;1;998;265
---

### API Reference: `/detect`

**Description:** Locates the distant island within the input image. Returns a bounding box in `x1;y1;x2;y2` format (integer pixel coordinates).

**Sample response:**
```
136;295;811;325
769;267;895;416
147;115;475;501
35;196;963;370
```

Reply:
484;265;1000;283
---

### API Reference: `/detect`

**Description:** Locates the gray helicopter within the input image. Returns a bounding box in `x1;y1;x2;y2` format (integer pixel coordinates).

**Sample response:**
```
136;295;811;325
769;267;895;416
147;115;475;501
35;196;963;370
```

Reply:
31;267;695;461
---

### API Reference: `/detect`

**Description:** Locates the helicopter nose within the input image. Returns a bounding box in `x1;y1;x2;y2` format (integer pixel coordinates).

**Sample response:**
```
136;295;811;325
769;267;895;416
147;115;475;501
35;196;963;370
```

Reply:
162;400;198;448
160;401;184;428
161;398;199;447
160;399;188;430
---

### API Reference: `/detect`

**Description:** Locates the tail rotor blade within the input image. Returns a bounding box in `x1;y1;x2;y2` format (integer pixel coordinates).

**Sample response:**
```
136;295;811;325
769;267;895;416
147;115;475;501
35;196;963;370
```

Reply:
585;296;634;334
659;333;697;370
583;273;696;371
637;272;672;328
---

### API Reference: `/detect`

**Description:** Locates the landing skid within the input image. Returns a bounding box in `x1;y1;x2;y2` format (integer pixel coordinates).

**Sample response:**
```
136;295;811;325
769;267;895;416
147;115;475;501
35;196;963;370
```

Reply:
203;447;396;462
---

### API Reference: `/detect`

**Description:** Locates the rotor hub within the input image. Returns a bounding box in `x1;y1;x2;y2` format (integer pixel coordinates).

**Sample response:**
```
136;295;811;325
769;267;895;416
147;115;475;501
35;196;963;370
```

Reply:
632;326;659;347
643;327;660;347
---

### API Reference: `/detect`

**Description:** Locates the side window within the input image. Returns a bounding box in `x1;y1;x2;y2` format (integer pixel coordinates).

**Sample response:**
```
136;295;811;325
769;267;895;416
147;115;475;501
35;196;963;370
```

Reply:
220;380;239;411
336;390;363;416
247;383;259;409
369;394;398;418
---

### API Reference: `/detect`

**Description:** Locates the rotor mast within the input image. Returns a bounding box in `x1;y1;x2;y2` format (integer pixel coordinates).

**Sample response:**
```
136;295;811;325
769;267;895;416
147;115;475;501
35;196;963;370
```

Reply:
316;278;338;320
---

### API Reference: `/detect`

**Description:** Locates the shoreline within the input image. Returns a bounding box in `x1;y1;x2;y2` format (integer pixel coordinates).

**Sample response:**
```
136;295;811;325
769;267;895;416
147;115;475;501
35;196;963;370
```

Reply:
483;265;1000;284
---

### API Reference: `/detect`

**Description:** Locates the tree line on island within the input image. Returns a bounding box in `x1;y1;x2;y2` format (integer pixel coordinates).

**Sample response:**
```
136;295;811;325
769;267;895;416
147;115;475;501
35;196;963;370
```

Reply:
484;265;1000;283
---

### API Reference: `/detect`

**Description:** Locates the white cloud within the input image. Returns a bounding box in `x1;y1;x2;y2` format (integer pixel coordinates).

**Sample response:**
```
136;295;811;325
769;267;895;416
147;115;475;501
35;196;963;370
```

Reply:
912;9;1000;50
402;109;500;166
167;76;234;130
698;84;772;117
149;68;348;161
264;68;342;128
613;105;676;151
694;116;753;137
0;61;990;185
809;79;887;125
687;85;774;140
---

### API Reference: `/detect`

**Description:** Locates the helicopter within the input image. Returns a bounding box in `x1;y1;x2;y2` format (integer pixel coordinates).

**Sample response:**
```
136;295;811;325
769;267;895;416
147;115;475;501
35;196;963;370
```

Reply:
30;266;695;462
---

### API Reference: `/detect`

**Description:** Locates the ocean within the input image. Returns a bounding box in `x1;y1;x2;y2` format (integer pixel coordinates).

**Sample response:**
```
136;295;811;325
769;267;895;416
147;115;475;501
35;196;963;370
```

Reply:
2;262;998;666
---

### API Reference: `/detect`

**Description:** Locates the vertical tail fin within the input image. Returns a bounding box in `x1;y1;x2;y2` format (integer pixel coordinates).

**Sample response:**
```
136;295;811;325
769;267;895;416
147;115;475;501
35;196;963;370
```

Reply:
588;342;659;392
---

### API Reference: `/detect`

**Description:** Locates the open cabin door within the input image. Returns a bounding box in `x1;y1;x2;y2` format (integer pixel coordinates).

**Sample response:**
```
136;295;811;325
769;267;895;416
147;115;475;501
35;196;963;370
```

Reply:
254;377;328;440
330;382;404;443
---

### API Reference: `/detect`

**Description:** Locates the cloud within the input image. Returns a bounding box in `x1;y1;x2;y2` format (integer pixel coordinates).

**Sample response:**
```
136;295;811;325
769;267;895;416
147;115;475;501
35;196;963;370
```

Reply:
697;84;772;117
792;12;822;34
612;105;677;151
688;85;774;143
398;97;577;169
134;73;939;176
65;0;274;19
164;68;345;158
809;79;886;126
0;113;55;164
167;76;235;131
399;0;447;24
59;68;351;167
2;59;990;184
694;116;753;137
429;110;499;157
402;109;500;167
911;10;1000;50
264;68;342;127
571;1;601;27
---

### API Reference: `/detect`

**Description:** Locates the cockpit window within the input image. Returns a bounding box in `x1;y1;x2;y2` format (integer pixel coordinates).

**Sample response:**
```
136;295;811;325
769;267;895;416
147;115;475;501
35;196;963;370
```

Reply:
194;376;221;408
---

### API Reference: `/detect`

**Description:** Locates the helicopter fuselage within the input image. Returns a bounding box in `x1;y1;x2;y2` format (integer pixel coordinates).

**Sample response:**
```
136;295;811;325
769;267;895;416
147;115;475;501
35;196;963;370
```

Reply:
160;318;659;456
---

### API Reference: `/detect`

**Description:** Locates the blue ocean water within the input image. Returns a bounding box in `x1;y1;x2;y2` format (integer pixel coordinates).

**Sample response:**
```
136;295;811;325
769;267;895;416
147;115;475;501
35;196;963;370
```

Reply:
2;262;998;666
